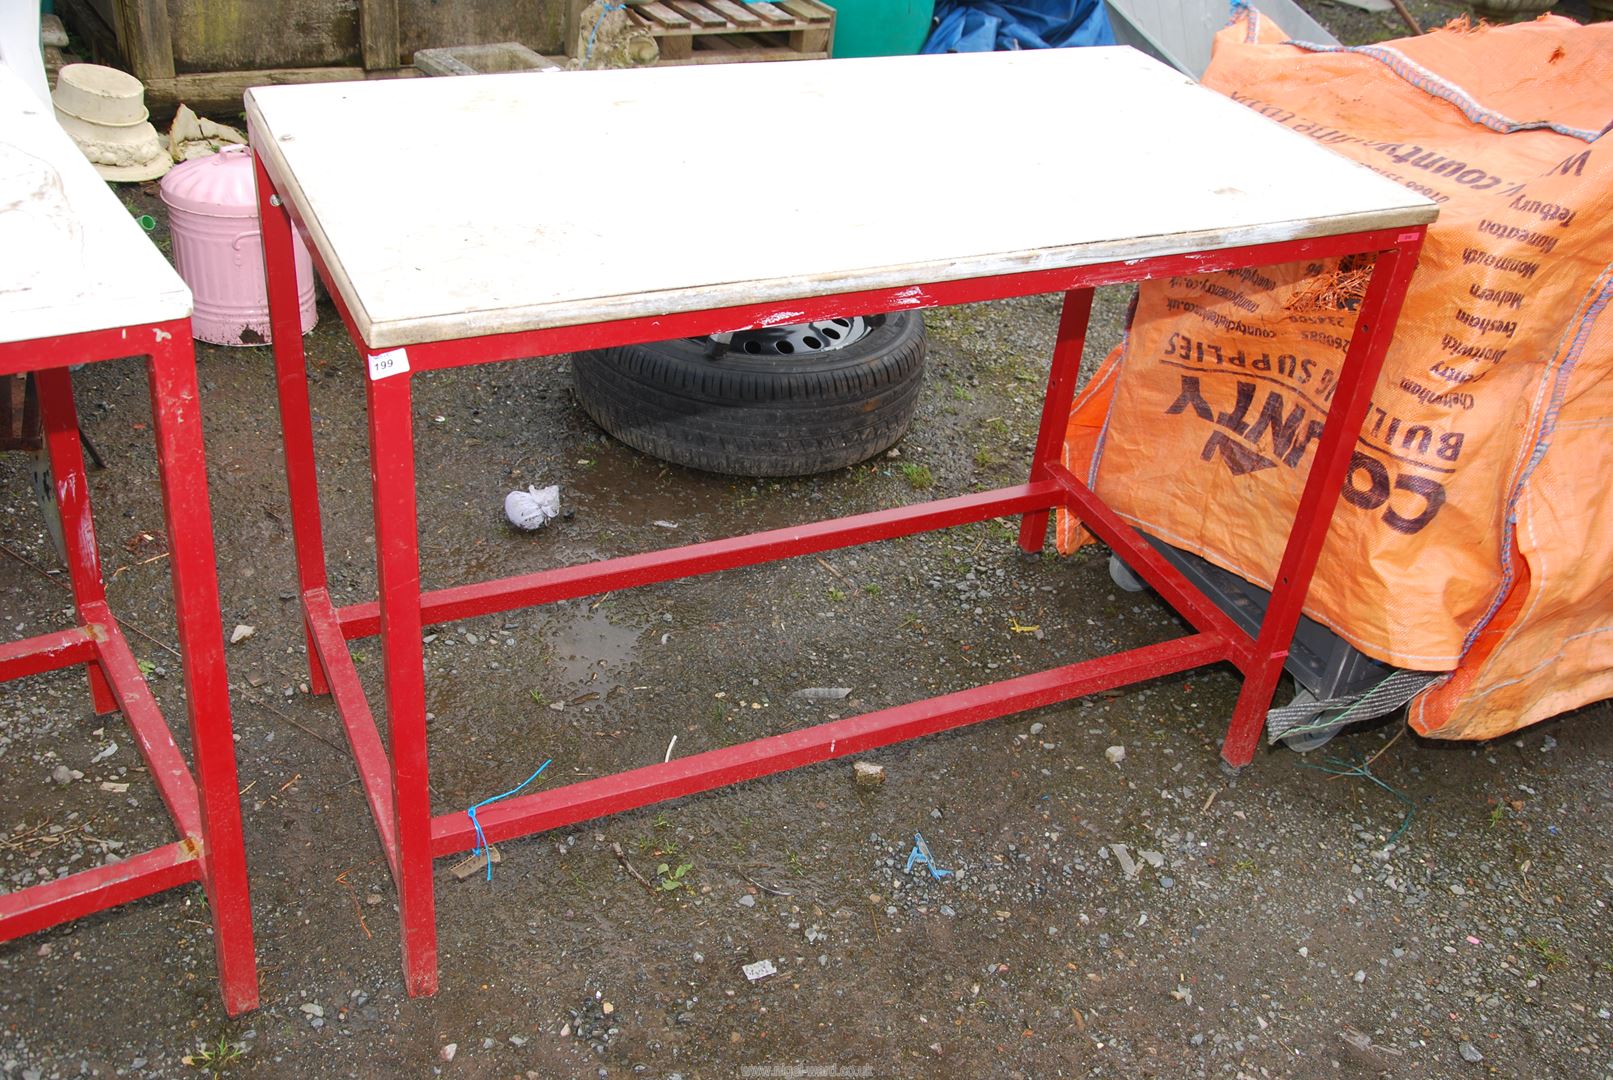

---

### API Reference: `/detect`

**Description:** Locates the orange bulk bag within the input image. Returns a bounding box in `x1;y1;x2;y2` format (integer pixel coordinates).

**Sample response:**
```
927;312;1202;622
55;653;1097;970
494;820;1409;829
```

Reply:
1058;15;1613;740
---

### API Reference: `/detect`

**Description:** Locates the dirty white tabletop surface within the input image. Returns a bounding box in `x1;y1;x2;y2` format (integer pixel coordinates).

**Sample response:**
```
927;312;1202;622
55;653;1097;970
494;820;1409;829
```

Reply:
245;47;1436;351
0;65;190;346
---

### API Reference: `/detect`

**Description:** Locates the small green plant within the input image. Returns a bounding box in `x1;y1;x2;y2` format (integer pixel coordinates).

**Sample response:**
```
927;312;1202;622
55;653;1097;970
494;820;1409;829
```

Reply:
973;447;998;469
529;689;545;705
654;812;671;830
184;1036;244;1076
901;463;934;490
1488;803;1506;828
1229;855;1257;874
137;659;157;677
656;861;693;892
787;850;806;875
985;417;1010;436
862;583;882;598
1526;937;1567;969
951;384;975;402
827;587;846;602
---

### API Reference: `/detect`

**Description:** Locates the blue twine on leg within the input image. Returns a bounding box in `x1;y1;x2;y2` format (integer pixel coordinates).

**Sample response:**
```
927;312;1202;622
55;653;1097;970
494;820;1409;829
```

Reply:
466;758;552;881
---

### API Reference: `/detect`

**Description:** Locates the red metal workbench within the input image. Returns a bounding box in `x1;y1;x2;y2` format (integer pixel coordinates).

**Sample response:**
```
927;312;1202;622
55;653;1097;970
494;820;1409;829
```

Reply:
246;48;1435;995
0;329;259;1017
0;66;256;1014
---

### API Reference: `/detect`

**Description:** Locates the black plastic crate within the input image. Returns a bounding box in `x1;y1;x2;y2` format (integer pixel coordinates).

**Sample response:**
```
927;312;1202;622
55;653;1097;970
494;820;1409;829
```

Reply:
1111;534;1393;701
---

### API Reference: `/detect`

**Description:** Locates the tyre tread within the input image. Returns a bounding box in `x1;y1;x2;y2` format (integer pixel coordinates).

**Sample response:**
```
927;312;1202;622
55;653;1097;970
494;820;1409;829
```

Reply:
571;314;927;476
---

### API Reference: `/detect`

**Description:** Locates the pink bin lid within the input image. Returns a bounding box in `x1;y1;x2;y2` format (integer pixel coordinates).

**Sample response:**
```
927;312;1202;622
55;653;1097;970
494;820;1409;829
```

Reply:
158;145;258;218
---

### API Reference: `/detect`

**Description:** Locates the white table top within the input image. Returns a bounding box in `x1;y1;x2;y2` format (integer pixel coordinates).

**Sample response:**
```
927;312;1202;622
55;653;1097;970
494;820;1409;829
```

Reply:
0;65;190;346
246;47;1436;351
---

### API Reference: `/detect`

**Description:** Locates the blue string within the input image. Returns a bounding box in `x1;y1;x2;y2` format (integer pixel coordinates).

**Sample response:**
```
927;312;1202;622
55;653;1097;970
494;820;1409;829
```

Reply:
466;758;552;881
585;2;628;61
904;832;953;881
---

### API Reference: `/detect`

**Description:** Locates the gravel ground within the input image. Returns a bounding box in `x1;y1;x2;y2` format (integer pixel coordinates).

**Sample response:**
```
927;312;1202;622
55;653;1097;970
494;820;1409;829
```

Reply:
3;6;1611;1079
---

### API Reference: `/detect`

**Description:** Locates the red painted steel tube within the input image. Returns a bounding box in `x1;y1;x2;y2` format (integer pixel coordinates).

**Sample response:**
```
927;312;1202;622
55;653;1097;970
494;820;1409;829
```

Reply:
34;366;115;714
253;151;332;696
243;152;1418;368
0;323;183;377
145;331;260;1014
336;482;1064;639
365;370;439;998
304;587;400;881
244;138;371;363
0;840;202;942
394;229;1420;370
34;369;106;613
1042;463;1254;664
1220;232;1427;768
432;632;1230;856
1019;288;1095;553
0;627;96;682
89;605;204;842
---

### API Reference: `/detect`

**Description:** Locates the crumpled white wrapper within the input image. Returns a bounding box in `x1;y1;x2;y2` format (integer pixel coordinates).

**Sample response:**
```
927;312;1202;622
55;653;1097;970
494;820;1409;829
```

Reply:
504;484;561;530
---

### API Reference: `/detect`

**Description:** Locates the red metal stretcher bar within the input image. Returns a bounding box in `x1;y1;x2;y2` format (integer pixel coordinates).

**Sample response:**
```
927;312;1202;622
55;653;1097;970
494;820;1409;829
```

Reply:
0;626;97;683
428;632;1231;858
303;587;401;883
0;324;259;1016
334;482;1064;639
254;144;1425;997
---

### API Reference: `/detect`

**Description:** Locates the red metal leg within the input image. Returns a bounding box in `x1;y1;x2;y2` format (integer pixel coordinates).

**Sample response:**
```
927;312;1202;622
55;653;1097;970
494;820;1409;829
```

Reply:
366;368;438;997
1221;234;1426;768
145;327;260;1015
254;151;330;696
33;366;115;714
1019;288;1095;553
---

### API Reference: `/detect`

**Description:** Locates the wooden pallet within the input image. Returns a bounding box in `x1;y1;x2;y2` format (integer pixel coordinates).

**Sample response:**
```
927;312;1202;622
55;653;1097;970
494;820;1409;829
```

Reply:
626;0;835;64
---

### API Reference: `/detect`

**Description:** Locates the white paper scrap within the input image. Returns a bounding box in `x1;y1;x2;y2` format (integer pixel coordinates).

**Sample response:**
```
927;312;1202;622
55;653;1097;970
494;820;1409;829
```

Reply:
504;485;561;530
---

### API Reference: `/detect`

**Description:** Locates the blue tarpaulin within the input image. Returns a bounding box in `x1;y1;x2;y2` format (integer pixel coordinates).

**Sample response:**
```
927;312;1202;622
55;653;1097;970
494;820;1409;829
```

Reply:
922;0;1115;53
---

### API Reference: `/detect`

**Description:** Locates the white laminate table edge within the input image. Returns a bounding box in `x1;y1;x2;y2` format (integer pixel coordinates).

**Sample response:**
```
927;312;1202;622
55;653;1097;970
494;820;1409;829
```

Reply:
244;82;1436;354
1;66;190;346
